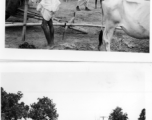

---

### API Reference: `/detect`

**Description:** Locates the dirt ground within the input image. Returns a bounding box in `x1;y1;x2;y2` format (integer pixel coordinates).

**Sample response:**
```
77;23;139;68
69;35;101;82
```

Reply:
5;0;149;52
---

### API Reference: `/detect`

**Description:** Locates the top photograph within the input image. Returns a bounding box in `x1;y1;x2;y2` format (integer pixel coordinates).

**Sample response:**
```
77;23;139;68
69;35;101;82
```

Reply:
5;0;150;53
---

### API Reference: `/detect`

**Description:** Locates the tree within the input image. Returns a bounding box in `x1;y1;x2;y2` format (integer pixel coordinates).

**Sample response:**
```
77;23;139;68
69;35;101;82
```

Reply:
109;107;128;120
1;87;29;120
18;102;29;119
29;96;59;120
138;109;146;120
1;87;8;113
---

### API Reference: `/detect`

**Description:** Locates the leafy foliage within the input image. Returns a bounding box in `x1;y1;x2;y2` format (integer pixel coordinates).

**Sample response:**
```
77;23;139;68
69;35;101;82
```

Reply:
1;87;29;120
109;107;128;120
1;87;59;120
138;109;146;120
29;97;59;120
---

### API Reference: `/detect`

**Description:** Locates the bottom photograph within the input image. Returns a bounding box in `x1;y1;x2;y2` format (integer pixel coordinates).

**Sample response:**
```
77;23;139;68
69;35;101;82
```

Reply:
1;64;146;120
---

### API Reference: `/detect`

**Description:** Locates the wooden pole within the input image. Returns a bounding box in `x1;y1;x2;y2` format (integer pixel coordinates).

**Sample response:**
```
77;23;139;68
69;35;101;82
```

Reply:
18;8;41;18
62;12;76;40
5;22;122;30
21;0;28;41
100;116;108;120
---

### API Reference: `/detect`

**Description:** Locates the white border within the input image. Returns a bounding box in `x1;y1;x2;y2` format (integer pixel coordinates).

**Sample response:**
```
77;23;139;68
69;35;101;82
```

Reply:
1;0;152;62
0;62;152;120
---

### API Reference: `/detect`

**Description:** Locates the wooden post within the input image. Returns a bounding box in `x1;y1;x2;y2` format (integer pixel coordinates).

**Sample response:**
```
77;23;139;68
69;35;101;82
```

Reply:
21;0;28;41
62;12;76;40
100;116;108;120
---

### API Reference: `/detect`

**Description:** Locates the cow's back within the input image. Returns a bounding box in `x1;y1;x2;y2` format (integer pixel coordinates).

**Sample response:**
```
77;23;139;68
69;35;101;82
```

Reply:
102;0;149;39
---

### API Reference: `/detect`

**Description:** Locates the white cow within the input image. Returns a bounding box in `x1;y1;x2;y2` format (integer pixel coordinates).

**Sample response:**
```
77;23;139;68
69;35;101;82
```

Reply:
98;0;150;51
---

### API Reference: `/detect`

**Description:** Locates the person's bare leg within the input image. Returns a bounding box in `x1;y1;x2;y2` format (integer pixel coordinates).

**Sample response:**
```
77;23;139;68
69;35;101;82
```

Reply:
76;0;82;11
84;0;91;11
41;19;52;47
47;19;54;47
95;0;97;9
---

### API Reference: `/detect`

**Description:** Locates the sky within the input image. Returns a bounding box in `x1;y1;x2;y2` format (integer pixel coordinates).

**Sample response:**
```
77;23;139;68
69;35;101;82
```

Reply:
1;71;145;120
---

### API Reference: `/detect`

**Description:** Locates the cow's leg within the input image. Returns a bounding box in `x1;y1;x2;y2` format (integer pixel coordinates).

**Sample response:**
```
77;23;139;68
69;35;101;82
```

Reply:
98;30;103;51
102;27;115;51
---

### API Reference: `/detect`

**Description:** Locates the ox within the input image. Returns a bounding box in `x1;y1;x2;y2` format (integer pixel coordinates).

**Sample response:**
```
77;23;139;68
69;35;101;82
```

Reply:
98;0;150;51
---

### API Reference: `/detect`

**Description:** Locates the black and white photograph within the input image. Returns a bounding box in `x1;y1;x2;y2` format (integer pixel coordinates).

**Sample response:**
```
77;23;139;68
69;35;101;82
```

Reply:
4;0;150;52
1;0;152;62
1;1;152;120
0;62;152;120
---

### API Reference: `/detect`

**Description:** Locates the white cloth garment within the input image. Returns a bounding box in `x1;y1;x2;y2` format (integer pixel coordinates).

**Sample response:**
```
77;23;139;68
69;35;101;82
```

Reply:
37;0;60;21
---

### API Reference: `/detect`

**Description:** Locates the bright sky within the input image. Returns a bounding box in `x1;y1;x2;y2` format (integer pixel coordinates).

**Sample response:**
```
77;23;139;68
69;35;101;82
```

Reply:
1;71;145;120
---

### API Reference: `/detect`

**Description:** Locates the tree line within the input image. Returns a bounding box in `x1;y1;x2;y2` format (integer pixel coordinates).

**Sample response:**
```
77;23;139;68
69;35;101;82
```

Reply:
108;107;145;120
1;87;145;120
1;87;59;120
